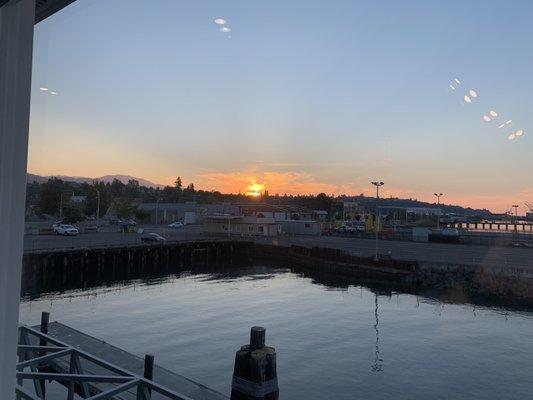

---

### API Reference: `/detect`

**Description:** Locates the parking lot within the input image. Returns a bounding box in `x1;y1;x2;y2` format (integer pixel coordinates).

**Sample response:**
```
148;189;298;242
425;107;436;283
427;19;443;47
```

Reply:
23;224;533;271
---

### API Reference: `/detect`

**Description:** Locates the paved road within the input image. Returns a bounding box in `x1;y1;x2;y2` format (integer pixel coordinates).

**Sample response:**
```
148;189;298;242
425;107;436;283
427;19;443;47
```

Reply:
23;225;206;252
254;235;533;270
24;225;533;270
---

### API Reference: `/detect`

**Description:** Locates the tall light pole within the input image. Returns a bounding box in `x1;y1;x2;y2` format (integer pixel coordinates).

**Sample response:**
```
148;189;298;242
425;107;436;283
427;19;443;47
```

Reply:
96;189;100;230
512;205;519;219
371;181;384;261
434;193;443;229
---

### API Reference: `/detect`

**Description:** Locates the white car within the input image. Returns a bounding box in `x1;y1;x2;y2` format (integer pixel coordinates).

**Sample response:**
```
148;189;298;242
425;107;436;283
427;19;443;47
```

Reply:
168;222;184;228
54;224;79;236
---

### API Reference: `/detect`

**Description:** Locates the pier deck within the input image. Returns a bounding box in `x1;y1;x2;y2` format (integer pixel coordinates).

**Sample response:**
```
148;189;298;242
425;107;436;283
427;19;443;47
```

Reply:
26;322;227;400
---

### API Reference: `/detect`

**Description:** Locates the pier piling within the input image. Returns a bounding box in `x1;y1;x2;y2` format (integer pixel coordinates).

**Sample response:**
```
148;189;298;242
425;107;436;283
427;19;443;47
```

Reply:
231;327;278;400
142;354;155;399
39;312;50;395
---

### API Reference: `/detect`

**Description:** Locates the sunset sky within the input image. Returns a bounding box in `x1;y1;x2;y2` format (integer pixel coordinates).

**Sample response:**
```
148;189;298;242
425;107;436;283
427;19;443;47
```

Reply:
28;0;532;212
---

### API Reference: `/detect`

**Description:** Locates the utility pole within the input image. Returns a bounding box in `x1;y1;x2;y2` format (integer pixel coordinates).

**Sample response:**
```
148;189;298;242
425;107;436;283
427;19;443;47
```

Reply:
371;181;384;261
434;193;443;229
155;197;160;225
96;189;100;230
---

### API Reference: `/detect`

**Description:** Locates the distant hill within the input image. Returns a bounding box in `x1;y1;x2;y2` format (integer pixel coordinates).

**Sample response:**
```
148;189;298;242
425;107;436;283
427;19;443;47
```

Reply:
338;195;492;217
27;173;165;188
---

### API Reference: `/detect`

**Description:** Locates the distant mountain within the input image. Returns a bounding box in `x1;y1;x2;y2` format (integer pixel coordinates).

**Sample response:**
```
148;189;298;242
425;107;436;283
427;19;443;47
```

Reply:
27;173;165;188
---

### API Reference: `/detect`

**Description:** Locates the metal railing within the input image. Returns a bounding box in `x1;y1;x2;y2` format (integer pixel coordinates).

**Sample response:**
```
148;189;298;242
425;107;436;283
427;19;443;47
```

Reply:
16;325;194;400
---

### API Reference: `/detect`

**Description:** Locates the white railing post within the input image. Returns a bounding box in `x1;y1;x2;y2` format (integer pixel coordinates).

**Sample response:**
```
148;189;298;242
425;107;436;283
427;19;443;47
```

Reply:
0;0;35;398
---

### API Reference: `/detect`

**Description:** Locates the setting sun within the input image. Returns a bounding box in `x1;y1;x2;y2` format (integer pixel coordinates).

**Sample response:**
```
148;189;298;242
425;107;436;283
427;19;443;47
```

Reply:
246;178;265;197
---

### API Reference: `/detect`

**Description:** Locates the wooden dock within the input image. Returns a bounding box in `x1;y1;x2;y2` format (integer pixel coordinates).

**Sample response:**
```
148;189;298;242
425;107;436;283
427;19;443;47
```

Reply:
29;321;228;400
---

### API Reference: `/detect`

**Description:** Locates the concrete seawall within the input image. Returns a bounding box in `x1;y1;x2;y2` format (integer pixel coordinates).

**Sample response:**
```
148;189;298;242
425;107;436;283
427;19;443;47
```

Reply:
21;240;533;309
21;240;254;298
251;243;533;308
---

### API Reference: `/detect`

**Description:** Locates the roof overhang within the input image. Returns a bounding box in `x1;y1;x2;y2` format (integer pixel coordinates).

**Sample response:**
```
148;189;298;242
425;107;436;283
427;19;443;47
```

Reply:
35;0;76;23
0;0;78;23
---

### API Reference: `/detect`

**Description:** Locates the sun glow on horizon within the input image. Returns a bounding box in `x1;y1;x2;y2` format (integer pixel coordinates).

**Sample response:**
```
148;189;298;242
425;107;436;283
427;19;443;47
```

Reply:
246;178;265;197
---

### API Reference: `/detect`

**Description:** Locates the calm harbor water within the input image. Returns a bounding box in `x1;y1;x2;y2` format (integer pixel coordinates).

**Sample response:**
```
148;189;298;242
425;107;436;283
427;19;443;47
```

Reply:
19;265;533;399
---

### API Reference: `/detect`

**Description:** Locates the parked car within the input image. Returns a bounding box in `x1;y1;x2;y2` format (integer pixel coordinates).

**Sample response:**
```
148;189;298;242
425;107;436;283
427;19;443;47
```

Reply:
352;224;365;232
322;228;333;236
120;219;137;227
441;228;459;237
168;221;184;229
54;224;79;236
335;225;348;233
140;233;166;243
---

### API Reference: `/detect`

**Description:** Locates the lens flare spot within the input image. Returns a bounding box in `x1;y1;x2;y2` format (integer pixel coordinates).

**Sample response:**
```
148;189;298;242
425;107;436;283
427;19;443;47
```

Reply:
39;87;49;91
469;89;478;98
489;110;498;117
508;133;516;140
214;18;226;25
464;95;472;103
220;26;231;33
515;129;524;137
499;120;512;129
483;115;491;122
454;78;461;84
450;84;456;90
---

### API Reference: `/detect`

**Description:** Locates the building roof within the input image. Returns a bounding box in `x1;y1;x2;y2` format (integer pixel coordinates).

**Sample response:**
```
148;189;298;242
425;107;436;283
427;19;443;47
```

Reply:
237;203;313;214
205;215;276;224
138;203;196;212
314;210;328;215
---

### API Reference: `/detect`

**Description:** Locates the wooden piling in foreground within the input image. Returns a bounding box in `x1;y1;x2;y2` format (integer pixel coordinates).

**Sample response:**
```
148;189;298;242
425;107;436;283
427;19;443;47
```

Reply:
231;327;278;400
142;354;154;398
40;311;50;334
39;312;50;396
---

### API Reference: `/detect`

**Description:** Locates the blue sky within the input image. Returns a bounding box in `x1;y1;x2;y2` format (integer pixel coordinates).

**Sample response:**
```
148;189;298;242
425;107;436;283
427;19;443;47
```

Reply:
28;0;533;211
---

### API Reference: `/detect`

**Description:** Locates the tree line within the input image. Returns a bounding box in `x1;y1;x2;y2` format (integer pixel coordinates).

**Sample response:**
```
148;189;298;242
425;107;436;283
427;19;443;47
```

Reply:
26;177;335;221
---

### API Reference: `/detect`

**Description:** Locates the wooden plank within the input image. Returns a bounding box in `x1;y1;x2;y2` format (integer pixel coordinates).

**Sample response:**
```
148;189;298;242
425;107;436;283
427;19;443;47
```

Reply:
30;322;228;400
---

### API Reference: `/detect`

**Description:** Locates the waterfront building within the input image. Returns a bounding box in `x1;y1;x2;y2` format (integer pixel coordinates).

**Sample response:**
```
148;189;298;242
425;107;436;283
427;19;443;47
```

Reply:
203;215;278;236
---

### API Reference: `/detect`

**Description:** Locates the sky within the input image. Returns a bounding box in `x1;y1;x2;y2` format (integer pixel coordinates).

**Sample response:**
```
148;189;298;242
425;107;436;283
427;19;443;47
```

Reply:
28;0;533;212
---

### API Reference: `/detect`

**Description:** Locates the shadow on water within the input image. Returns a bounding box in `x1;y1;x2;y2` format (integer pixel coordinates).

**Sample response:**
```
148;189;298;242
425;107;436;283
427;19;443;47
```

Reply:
20;252;533;314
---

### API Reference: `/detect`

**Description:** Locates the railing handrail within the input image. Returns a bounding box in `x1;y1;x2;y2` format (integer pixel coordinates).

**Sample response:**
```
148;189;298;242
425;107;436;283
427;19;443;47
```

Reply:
16;325;198;400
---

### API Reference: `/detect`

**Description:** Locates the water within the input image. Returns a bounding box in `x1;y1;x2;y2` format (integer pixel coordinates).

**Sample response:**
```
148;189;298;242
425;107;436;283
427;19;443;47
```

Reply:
19;266;533;399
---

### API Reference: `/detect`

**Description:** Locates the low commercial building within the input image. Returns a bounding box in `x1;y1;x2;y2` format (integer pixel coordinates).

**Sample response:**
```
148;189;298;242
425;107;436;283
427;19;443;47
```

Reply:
339;201;364;221
203;215;278;237
279;220;321;235
137;202;239;224
237;204;314;221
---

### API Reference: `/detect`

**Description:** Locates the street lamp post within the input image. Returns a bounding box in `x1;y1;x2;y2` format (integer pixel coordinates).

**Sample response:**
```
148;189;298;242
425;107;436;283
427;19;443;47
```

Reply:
96;189;100;230
434;193;443;229
512;205;519;224
371;181;384;261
